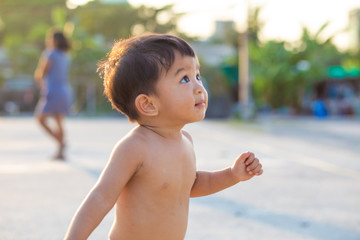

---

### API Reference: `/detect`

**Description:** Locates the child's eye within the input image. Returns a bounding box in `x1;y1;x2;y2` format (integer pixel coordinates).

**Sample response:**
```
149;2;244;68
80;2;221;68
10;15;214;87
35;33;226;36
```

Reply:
180;76;190;83
196;74;202;81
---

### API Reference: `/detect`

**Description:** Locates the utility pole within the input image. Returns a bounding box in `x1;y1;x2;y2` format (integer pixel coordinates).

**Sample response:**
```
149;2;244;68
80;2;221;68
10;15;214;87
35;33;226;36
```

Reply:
238;29;253;119
237;2;253;119
238;31;249;108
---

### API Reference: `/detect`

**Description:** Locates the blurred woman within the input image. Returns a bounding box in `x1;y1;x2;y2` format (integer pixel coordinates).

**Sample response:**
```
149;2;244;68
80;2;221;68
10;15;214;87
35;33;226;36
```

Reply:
34;29;71;160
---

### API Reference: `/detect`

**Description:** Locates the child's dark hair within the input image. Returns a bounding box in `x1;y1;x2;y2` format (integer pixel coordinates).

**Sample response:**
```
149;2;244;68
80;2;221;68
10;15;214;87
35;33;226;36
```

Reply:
98;33;196;121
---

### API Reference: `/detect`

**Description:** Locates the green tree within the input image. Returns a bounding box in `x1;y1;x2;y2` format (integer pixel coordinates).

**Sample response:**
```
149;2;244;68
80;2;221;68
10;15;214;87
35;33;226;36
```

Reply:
0;1;189;113
250;40;293;108
288;23;344;109
71;2;185;42
216;6;346;113
250;23;344;111
0;0;68;77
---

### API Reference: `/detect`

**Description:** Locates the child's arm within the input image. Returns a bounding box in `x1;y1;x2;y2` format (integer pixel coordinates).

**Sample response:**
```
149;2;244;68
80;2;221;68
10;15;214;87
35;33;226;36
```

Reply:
64;139;143;240
190;152;263;198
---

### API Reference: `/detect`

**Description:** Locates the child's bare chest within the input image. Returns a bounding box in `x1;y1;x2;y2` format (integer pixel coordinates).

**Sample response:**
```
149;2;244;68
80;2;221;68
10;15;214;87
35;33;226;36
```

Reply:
136;141;196;197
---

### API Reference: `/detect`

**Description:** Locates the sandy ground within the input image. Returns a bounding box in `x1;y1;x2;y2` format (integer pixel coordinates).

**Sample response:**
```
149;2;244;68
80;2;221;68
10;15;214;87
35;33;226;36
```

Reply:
1;115;359;240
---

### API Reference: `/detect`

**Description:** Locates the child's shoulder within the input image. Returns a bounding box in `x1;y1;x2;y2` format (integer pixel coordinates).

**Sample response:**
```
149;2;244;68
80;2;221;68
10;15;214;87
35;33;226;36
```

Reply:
108;127;151;166
114;127;150;151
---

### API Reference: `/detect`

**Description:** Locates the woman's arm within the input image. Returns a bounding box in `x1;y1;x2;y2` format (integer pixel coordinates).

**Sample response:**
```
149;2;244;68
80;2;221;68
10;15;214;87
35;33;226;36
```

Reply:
34;55;51;85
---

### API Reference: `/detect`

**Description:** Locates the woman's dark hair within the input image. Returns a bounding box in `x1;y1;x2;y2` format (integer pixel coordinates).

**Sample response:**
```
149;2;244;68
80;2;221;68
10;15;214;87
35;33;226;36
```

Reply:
98;33;195;121
47;29;71;52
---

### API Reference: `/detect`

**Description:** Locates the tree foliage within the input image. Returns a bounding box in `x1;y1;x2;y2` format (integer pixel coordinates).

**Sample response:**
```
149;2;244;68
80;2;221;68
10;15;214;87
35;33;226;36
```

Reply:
250;22;345;111
0;0;188;112
219;7;348;113
0;3;356;114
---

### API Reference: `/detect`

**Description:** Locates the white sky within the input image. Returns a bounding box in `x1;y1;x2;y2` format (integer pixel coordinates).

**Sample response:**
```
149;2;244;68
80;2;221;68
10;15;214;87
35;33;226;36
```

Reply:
70;0;360;50
128;0;360;50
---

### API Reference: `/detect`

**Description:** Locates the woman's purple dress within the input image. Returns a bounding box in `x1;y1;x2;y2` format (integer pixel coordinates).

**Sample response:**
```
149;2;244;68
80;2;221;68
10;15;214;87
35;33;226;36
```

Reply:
35;49;71;115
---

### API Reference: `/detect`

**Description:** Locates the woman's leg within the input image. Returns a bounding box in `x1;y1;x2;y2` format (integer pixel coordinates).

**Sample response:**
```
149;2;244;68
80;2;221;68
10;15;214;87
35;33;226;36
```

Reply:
37;113;66;159
54;114;66;159
37;113;59;141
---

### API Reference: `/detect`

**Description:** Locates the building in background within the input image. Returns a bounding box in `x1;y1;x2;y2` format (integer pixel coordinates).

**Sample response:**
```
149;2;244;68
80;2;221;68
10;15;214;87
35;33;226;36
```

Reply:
212;21;236;42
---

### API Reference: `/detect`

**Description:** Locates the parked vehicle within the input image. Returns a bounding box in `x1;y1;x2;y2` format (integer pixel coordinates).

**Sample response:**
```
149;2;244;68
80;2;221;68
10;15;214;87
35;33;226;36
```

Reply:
0;77;38;114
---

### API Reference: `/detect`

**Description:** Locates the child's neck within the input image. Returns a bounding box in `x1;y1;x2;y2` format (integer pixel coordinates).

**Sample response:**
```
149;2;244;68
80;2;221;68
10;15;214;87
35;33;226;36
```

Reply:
139;124;184;140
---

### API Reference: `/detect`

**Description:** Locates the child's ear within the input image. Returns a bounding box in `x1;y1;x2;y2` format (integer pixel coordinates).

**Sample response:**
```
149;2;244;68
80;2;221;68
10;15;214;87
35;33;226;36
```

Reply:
135;94;159;117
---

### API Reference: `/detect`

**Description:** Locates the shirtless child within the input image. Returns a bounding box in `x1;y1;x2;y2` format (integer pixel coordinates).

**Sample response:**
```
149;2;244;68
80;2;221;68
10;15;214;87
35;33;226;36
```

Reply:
64;33;263;240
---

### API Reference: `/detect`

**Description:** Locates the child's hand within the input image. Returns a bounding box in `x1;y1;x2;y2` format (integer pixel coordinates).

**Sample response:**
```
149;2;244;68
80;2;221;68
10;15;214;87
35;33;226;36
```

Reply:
231;151;263;182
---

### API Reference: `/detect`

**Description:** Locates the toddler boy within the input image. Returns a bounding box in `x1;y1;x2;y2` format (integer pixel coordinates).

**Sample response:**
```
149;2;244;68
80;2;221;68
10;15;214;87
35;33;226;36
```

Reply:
65;33;263;240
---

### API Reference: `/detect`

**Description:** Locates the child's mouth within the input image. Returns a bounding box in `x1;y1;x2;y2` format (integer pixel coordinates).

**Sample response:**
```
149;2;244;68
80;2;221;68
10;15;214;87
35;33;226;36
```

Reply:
195;102;206;107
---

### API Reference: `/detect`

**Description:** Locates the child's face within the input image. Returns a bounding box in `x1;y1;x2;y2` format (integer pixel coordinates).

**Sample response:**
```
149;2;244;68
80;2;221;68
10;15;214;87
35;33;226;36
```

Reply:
153;51;208;125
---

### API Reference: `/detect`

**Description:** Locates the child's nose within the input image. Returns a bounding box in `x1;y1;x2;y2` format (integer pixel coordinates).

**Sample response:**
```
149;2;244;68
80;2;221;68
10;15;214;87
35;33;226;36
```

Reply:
194;80;206;94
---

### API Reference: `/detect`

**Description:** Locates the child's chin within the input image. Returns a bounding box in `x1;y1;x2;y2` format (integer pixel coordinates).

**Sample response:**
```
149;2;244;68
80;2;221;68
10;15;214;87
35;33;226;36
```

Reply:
194;112;207;122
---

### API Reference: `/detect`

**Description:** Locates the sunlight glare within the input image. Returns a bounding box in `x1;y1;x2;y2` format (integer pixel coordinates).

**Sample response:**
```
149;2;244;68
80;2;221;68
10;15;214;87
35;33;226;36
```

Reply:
66;0;93;9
